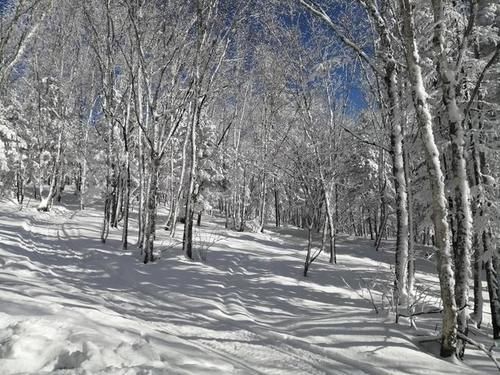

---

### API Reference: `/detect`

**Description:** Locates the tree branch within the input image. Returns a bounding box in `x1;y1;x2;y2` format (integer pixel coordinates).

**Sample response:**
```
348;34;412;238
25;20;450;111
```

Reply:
338;122;392;153
463;43;500;123
297;0;384;77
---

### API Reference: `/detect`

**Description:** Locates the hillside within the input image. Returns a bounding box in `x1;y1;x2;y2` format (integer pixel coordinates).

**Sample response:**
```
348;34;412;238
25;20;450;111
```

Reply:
0;199;495;374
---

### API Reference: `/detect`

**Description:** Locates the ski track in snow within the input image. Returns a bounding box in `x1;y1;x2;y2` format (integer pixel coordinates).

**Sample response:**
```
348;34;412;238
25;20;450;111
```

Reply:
0;199;494;374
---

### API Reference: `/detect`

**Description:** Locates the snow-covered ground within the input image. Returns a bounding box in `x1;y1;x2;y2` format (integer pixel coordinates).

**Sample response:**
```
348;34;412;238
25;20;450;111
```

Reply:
0;198;496;374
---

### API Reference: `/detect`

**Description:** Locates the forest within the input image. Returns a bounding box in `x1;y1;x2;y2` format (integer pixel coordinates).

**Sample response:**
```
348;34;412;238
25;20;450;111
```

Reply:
0;0;499;373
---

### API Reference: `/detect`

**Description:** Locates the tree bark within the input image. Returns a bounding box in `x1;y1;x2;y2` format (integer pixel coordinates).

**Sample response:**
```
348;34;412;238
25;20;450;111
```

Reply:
484;229;500;339
404;146;416;296
431;0;473;357
183;103;199;260
471;233;483;327
38;130;63;212
274;181;280;228
121;90;132;250
399;0;457;357
169;125;190;237
143;158;159;263
390;98;409;305
324;187;336;264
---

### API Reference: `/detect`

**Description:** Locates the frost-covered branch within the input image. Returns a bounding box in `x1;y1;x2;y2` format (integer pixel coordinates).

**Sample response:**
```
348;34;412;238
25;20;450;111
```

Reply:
297;0;384;77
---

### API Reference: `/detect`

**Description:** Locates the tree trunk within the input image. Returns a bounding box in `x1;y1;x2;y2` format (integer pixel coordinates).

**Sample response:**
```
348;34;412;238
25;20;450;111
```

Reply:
404;146;415;296
137;68;147;247
431;0;473;357
16;169;24;205
224;199;229;229
375;149;387;251
101;128;113;243
101;198;111;243
80;117;89;210
137;130;146;248
390;99;409;305
400;0;457;357
165;146;176;230
110;167;120;228
144;159;159;263
484;230;500;339
183;104;199;260
122;161;130;250
239;166;246;232
303;218;313;277
368;215;374;240
38;131;63;212
471;233;483;327
274;182;280;228
121;87;132;250
258;173;267;233
169;125;189;237
324;187;336;264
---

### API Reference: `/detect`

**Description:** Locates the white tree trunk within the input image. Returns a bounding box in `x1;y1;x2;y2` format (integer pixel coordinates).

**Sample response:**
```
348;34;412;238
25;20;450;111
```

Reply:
389;75;409;306
399;0;457;357
170;126;190;237
431;0;473;357
38;130;63;212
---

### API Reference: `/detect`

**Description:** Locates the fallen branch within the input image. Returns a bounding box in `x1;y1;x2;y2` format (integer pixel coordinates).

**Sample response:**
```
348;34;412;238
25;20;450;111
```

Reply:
456;331;500;372
398;309;442;318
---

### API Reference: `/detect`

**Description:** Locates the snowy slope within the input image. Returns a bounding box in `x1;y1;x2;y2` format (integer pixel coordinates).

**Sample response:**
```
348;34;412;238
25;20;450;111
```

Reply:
0;199;495;374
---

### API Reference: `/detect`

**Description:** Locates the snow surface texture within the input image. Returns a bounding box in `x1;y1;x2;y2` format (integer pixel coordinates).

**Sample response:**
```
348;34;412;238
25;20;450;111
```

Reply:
0;199;495;374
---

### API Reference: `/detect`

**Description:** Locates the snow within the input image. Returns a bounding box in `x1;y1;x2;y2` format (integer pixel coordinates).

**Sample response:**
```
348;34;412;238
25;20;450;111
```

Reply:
0;198;496;374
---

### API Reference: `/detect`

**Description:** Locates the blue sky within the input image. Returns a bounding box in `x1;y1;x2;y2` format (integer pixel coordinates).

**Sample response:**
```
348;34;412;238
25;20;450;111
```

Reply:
291;3;369;113
0;0;10;13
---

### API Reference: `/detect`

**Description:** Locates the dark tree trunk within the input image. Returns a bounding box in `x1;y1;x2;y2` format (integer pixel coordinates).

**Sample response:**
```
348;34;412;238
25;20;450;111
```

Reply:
122;161;130;250
472;233;483;327
274;186;280;228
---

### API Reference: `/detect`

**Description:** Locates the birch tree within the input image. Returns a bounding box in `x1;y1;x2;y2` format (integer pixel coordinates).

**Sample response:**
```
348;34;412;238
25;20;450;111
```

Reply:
398;0;457;358
298;0;410;305
183;0;237;260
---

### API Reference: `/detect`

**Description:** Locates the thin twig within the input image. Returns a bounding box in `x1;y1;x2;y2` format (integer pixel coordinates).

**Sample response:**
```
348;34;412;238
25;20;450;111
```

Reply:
361;278;379;314
338;122;392;153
